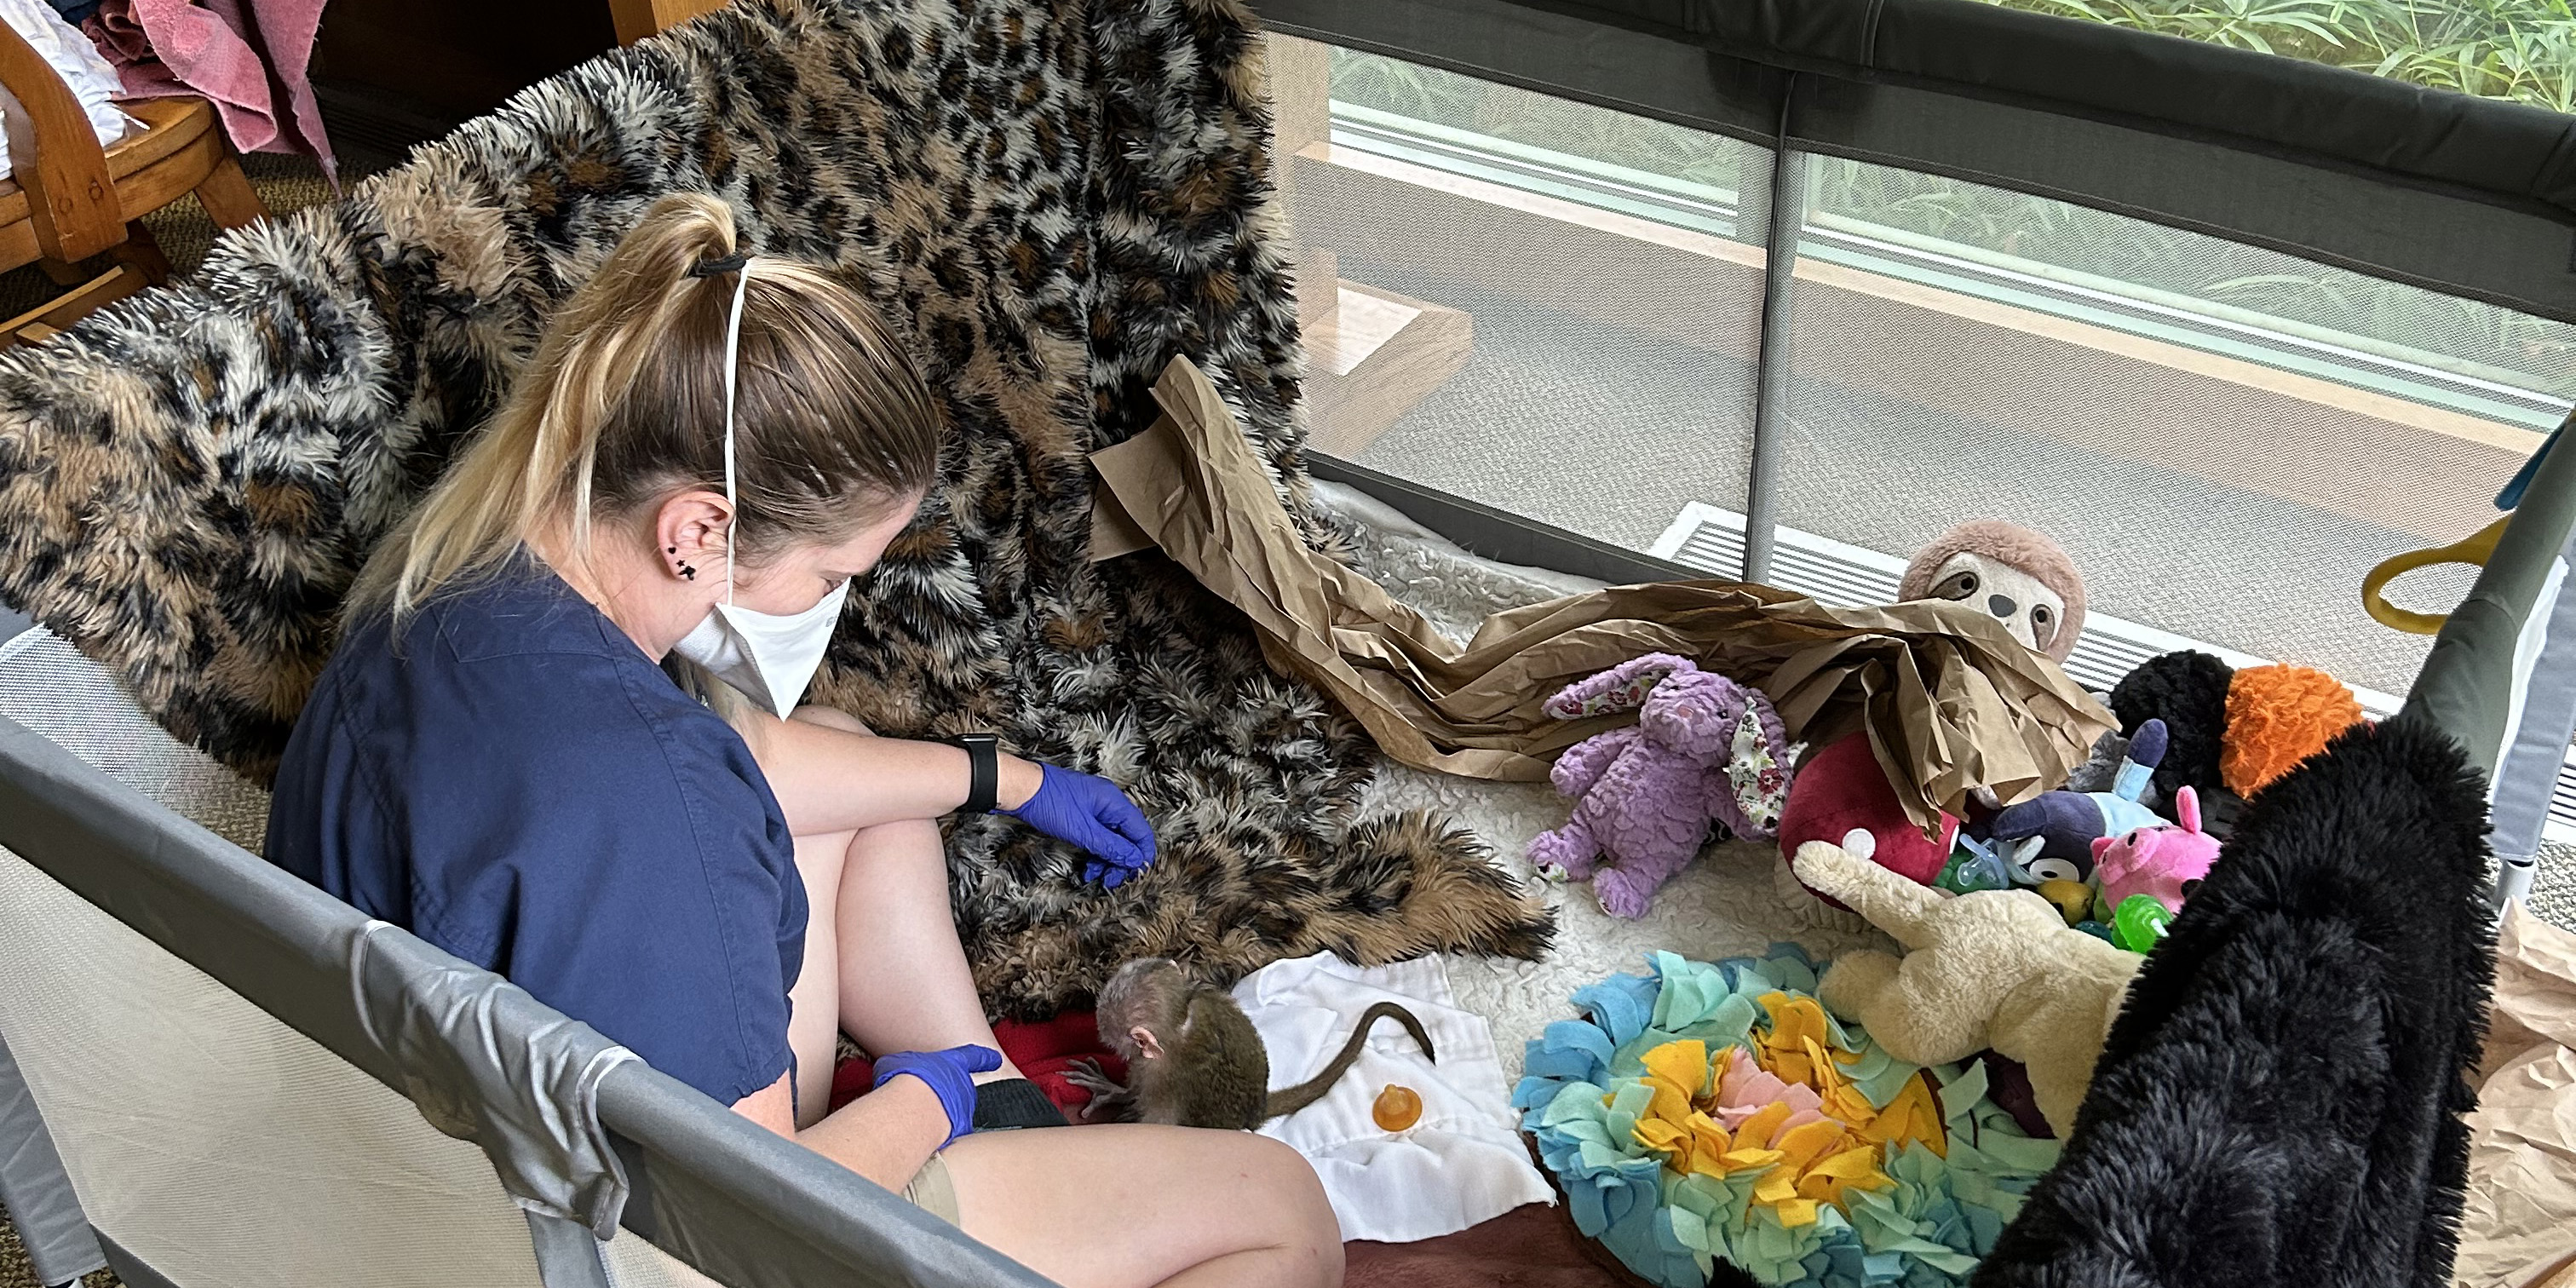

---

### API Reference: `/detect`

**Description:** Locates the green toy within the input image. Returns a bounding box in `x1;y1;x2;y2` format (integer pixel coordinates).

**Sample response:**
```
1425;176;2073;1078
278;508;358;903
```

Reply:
2110;894;2173;953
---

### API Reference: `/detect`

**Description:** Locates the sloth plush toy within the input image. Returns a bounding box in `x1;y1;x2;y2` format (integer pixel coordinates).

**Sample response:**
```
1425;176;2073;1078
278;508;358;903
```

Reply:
1776;520;2089;921
1898;520;2089;664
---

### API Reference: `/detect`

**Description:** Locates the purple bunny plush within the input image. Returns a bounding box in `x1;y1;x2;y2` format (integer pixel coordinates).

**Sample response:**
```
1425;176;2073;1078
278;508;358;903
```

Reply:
1528;653;1795;917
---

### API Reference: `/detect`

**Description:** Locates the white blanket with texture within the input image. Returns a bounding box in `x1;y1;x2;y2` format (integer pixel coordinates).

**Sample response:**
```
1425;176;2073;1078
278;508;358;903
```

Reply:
1233;952;1554;1243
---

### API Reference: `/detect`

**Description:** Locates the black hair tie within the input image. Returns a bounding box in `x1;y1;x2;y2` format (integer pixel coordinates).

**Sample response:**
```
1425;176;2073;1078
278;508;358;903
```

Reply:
689;252;750;278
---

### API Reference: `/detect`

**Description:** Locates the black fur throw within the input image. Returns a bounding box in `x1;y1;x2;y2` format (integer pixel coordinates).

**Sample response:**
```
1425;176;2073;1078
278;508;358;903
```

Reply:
1975;717;2494;1288
0;0;1552;1015
2108;650;2236;806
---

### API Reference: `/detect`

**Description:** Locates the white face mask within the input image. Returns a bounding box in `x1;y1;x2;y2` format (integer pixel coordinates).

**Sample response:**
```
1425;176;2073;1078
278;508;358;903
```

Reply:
670;258;848;720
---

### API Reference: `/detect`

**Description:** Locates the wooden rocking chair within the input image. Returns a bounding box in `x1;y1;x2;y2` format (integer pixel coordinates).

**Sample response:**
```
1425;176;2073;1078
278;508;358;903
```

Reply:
0;16;267;346
608;0;728;43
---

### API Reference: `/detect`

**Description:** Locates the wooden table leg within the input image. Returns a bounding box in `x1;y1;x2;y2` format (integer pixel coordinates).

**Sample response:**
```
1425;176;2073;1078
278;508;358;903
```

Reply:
608;0;729;43
2;263;151;345
112;220;171;285
192;155;267;231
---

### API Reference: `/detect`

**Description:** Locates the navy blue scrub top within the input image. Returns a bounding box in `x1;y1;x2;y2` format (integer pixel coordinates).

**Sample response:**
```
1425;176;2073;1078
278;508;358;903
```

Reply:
266;554;807;1106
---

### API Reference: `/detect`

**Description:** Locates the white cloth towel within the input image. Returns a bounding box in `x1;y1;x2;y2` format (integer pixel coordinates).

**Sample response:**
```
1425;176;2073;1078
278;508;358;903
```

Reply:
1233;952;1554;1243
0;0;135;178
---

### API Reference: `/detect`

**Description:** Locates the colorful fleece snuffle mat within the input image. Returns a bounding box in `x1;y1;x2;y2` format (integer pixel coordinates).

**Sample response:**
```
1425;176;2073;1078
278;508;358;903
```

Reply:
1512;947;2061;1287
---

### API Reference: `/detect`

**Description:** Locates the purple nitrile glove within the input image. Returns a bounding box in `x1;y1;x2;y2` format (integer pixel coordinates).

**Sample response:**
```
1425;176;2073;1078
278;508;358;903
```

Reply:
1002;763;1158;883
872;1044;1003;1149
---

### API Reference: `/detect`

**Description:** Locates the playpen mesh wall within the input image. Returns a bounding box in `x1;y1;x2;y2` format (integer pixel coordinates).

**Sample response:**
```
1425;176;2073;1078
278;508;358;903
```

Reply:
0;632;713;1288
0;620;1056;1288
1259;0;2576;912
1268;13;2576;700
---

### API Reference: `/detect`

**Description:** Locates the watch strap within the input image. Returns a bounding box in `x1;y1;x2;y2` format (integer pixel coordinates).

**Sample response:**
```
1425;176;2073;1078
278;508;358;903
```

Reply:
951;733;1001;814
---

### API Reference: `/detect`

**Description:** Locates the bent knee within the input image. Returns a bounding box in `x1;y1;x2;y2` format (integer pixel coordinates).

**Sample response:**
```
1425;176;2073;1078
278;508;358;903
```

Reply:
791;704;873;736
1237;1135;1341;1249
1240;1131;1321;1187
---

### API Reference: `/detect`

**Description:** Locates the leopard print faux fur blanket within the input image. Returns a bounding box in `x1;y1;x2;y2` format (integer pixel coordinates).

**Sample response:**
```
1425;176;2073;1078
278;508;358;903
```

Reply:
0;0;1553;1016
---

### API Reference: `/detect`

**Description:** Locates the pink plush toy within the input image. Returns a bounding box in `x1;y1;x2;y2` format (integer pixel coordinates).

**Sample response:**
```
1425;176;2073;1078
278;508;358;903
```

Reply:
1528;653;1794;917
2090;785;2222;914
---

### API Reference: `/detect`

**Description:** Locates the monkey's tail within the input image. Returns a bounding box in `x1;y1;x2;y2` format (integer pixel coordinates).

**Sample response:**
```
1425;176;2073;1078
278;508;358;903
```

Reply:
1263;1002;1436;1121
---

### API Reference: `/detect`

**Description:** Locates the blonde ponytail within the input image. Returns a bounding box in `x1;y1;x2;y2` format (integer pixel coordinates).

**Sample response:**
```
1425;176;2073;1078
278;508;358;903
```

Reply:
348;193;942;624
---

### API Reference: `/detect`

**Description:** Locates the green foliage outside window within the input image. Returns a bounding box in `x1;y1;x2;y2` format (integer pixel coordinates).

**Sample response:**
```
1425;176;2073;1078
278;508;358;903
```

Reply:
1324;32;2576;399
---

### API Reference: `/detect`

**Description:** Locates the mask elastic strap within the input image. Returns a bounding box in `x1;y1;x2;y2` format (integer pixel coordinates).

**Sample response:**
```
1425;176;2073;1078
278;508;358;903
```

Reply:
718;260;752;607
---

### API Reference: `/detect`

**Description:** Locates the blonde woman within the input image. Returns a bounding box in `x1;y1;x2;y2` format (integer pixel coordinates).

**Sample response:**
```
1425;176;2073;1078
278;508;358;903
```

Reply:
265;195;1342;1288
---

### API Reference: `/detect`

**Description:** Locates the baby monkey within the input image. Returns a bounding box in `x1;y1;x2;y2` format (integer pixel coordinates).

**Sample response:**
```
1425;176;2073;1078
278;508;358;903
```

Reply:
1072;957;1435;1130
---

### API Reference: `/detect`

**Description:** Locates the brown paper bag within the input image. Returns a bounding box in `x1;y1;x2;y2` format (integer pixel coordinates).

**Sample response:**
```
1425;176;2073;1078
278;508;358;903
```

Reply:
1090;356;2114;830
2457;903;2576;1288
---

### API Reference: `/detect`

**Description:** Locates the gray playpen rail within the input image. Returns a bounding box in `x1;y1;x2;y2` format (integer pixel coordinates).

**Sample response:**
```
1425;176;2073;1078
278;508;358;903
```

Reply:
0;711;1055;1288
3;0;2574;1285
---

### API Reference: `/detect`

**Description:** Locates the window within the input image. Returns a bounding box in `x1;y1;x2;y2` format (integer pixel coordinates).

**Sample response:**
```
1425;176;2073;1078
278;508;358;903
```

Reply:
1274;34;2573;702
1973;0;2576;114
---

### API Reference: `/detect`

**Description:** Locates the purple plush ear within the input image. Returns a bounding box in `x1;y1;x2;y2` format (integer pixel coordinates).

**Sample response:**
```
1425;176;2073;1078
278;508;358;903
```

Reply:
1545;653;1698;720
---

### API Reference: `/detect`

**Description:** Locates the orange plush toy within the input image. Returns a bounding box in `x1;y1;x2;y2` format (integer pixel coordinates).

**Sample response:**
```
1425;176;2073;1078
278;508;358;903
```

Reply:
2222;664;2366;796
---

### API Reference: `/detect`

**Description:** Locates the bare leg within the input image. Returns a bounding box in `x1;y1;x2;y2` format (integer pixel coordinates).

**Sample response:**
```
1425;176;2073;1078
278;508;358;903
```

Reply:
786;829;849;1127
943;1124;1343;1288
769;708;1330;1281
831;815;1021;1084
781;706;1021;1105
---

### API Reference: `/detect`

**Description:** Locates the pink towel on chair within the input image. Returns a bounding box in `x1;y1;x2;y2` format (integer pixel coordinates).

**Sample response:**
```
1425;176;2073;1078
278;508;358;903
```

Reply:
83;0;333;178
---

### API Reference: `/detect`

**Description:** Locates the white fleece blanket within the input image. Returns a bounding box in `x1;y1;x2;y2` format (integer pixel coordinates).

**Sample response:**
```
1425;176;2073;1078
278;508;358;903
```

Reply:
1235;952;1554;1242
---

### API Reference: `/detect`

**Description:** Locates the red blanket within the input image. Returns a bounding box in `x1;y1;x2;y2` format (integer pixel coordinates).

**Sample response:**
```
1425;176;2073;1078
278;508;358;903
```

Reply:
829;1010;1127;1117
83;0;335;175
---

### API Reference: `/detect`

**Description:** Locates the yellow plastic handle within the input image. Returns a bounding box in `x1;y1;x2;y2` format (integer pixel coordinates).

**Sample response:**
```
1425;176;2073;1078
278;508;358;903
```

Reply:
2363;515;2512;635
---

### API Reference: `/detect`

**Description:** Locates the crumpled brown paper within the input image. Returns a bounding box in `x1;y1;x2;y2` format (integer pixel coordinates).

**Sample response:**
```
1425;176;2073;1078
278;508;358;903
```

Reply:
1090;356;2114;829
2457;903;2576;1288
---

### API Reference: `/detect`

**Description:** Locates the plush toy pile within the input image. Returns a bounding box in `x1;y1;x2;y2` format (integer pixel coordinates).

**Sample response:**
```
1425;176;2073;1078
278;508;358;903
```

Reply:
1514;947;2061;1288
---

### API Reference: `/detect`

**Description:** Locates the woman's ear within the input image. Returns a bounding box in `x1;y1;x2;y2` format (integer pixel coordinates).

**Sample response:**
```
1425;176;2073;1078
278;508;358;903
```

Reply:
653;489;734;581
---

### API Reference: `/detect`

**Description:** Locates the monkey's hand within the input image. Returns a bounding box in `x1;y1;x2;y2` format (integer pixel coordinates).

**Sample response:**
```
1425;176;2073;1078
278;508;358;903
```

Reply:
1064;1057;1139;1123
1063;1056;1122;1095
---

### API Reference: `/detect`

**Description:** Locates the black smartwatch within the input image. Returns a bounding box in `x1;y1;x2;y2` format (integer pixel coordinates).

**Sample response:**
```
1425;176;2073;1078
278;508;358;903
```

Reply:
948;733;1001;814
